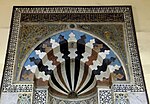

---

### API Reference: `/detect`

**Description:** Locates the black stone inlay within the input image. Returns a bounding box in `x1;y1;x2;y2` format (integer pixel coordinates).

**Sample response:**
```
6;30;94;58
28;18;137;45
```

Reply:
35;38;52;52
76;35;86;58
35;44;45;52
29;57;52;75
59;35;72;90
93;57;116;75
74;35;86;90
50;71;68;93
114;66;126;80
70;24;75;28
94;38;110;52
100;44;110;52
59;35;70;58
74;57;81;91
65;57;72;90
78;72;95;94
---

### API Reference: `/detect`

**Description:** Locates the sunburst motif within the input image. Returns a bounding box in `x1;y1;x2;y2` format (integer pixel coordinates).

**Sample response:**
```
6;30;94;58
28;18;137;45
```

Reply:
20;30;126;98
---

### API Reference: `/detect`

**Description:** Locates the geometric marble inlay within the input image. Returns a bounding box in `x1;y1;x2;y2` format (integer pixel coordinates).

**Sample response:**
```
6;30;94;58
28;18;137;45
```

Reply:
98;89;113;104
115;93;129;104
20;30;126;99
0;6;149;104
18;93;31;104
33;89;48;104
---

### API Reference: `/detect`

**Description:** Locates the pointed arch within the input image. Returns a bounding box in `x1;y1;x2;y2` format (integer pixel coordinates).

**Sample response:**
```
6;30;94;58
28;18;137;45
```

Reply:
19;29;127;98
